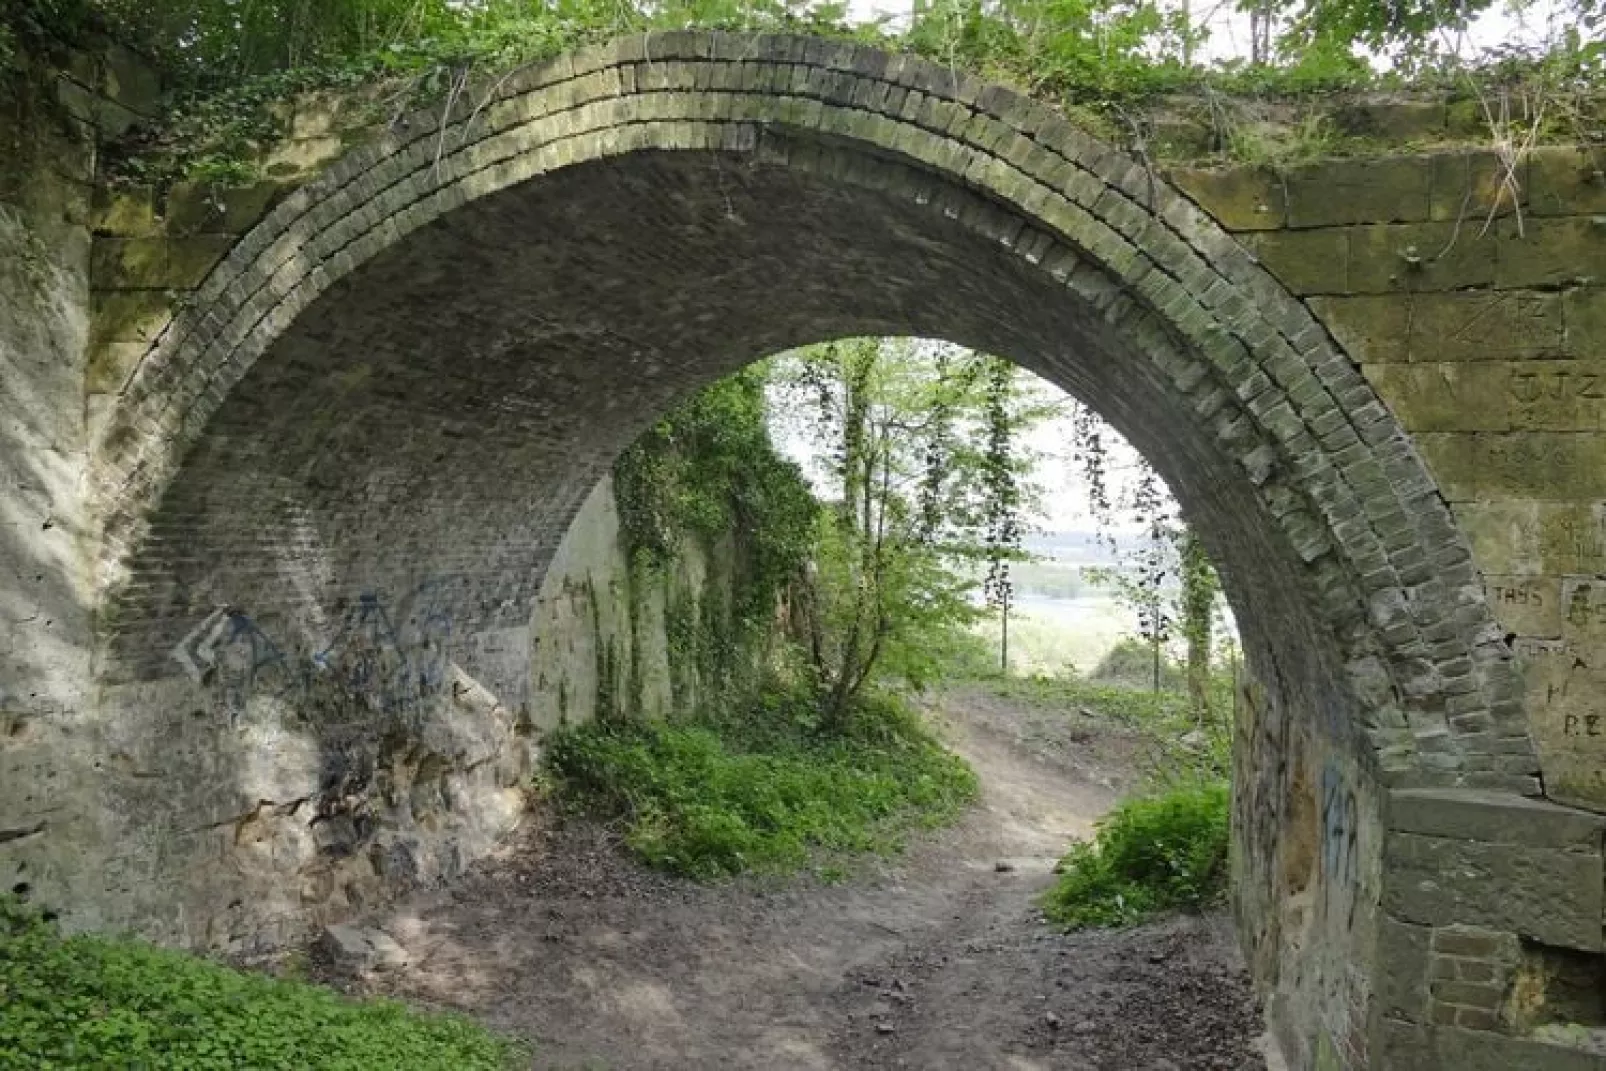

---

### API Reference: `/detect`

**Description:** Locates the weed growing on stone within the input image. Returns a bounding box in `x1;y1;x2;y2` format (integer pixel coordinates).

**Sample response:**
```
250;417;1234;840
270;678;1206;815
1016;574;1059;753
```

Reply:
0;894;524;1069
545;691;979;879
1041;780;1230;930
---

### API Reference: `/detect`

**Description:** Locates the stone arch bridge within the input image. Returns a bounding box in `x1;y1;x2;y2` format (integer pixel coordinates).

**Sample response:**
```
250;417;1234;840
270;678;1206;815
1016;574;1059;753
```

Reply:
2;30;1605;1070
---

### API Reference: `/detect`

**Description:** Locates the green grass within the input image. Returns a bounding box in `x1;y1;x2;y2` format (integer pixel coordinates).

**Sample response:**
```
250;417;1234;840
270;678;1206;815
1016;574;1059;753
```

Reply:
0;896;523;1070
546;693;979;879
1042;781;1230;930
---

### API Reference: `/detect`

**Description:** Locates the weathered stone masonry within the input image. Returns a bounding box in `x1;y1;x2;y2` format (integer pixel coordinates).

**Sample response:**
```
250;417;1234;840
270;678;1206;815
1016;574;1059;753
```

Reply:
3;31;1605;1069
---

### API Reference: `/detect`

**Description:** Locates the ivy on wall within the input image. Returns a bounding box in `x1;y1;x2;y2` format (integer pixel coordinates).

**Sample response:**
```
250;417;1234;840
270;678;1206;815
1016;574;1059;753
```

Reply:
611;365;818;711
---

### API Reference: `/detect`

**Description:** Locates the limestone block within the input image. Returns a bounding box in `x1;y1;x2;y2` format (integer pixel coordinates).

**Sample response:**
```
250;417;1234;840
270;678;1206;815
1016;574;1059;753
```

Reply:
165;181;284;235
1386;788;1605;847
1453;501;1606;577
90;290;172;348
1362;362;1509;433
315;923;410;973
1529;146;1606;218
1428;151;1524;223
1285;156;1433;228
1347;222;1497;293
1567;288;1606;359
1383;829;1602;949
1245;228;1347;294
91;235;232;290
1310;291;1564;365
91;186;161;237
1498;216;1606;289
1507;361;1606;431
1378;1020;1606;1071
1332;100;1447;141
264;137;345;179
1416;432;1606;501
86;341;147;394
1376;916;1433;1021
1166;165;1287;230
1483;575;1561;637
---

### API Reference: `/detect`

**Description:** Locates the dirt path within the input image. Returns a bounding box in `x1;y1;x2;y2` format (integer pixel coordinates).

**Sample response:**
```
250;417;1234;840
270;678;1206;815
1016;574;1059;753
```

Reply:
324;687;1268;1070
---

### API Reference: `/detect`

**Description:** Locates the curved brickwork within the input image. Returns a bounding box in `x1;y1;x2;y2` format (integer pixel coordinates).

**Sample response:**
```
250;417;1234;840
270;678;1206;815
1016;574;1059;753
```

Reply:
9;31;1604;1070
92;32;1533;795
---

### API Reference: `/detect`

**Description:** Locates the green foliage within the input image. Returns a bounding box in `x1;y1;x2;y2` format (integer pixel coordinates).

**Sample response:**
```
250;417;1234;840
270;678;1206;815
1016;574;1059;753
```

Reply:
0;894;523;1069
776;339;1048;713
1090;636;1184;690
546;690;978;879
1042;780;1229;929
613;365;818;703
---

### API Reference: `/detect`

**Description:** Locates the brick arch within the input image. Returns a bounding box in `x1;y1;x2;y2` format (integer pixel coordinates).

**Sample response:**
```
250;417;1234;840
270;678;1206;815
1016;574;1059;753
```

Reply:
82;33;1571;1066
94;31;1532;795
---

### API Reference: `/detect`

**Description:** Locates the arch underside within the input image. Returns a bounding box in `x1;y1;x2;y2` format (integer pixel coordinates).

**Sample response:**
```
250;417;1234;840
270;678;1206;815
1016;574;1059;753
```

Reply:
93;32;1533;796
108;141;1350;724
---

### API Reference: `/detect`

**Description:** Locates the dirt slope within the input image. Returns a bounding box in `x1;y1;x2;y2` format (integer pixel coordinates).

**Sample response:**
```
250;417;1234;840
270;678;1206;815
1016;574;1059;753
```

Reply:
319;689;1267;1070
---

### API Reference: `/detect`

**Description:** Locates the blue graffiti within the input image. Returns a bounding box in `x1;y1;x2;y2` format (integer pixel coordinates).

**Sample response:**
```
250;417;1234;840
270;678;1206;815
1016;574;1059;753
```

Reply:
173;581;457;721
1319;761;1359;927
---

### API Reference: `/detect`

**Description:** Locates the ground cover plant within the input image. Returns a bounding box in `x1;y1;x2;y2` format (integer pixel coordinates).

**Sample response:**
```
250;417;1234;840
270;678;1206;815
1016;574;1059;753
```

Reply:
0;894;523;1070
546;690;979;879
1041;779;1230;929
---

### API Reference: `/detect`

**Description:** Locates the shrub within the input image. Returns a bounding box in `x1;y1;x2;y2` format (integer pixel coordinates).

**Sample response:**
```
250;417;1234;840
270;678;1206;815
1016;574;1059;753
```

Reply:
1042;780;1230;930
1089;638;1185;691
0;895;523;1070
546;693;979;879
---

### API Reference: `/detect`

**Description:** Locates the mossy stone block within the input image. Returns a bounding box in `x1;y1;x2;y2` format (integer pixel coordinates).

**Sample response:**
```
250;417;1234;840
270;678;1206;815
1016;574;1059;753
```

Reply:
1332;100;1446;141
1312;291;1563;364
91;237;166;289
1363;361;1509;432
164;235;234;288
91;290;172;348
165;181;284;235
1285;156;1433;228
1245;228;1347;294
1497;216;1606;289
1565;287;1606;358
91;236;231;289
1454;500;1606;577
86;341;149;395
91;186;160;237
1417;431;1606;501
1428;151;1523;223
1166;165;1286;230
1527;146;1606;217
1348;222;1497;292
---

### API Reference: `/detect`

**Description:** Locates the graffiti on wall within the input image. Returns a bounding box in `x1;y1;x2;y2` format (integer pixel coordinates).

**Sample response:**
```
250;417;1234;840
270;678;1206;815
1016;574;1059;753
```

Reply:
171;581;455;722
1319;760;1359;929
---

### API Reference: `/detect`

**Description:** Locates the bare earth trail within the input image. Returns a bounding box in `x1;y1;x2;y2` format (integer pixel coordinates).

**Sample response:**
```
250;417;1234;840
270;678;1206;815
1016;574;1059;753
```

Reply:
329;688;1267;1070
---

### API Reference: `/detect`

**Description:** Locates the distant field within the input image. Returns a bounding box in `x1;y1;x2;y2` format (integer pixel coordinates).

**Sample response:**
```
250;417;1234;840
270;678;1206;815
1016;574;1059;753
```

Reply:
970;593;1137;676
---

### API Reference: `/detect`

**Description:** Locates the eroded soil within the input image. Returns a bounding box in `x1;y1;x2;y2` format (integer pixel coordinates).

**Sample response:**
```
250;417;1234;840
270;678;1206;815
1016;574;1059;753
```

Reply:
317;687;1268;1070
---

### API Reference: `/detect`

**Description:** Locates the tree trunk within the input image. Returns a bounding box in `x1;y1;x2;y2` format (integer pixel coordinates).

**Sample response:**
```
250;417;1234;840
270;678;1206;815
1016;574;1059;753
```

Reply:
1000;599;1010;678
1180;530;1215;723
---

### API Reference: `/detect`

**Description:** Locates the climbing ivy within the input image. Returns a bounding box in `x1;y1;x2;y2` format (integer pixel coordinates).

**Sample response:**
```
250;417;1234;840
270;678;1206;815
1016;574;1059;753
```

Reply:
611;365;818;709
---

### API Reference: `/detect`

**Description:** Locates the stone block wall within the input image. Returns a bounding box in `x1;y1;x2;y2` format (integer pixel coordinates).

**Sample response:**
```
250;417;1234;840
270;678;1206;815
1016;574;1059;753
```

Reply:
0;38;154;914
1171;146;1606;815
1;45;751;950
1172;147;1606;1069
